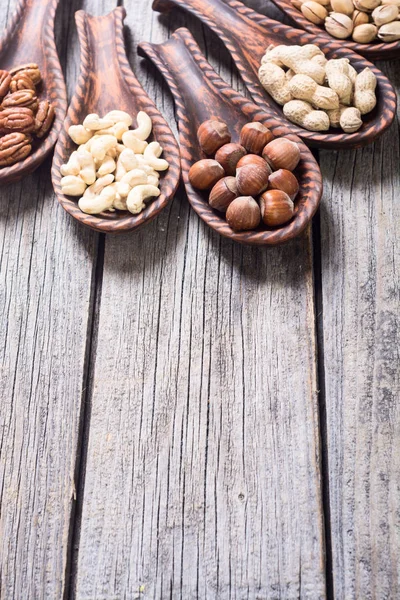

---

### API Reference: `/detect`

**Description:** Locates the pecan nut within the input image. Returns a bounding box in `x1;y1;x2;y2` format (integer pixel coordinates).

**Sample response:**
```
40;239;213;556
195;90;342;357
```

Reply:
35;100;55;138
0;132;32;166
10;72;35;93
0;70;11;98
1;89;38;113
10;63;41;86
0;107;35;134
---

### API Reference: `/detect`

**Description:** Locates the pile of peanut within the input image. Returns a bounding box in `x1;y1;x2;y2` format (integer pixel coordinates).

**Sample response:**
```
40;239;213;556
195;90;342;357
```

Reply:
60;110;169;215
294;0;400;43
258;44;377;133
0;63;55;167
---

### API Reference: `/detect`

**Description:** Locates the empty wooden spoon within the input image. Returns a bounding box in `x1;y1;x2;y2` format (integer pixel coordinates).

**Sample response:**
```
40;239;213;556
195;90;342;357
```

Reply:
0;0;67;183
152;0;397;149
51;7;180;234
268;0;400;60
138;28;323;246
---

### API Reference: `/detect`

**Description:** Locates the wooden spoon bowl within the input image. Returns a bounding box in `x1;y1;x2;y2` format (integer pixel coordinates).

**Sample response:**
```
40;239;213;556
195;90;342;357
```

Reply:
51;7;180;234
269;0;400;60
152;0;397;150
0;0;67;184
138;28;323;246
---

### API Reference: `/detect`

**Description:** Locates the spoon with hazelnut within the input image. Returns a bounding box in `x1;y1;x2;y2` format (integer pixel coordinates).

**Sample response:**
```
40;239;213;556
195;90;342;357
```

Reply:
139;28;322;245
0;0;67;184
152;0;397;149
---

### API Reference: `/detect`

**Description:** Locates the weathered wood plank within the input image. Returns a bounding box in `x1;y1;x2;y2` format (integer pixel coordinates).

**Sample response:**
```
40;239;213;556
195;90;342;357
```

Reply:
0;0;104;597
73;1;326;598
319;60;400;599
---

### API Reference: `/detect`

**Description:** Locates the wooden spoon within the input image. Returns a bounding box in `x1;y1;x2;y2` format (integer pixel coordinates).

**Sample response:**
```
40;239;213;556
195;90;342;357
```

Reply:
0;0;67;183
152;0;397;150
51;7;180;234
138;28;323;246
269;0;400;60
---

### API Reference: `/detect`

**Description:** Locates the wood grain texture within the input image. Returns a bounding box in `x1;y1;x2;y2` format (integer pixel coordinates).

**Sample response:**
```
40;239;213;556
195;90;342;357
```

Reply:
319;58;400;599
73;0;326;598
0;0;100;597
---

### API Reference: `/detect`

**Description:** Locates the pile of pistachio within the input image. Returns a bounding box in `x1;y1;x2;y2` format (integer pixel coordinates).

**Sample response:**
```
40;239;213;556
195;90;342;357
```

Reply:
294;0;400;43
60;110;169;216
258;44;377;133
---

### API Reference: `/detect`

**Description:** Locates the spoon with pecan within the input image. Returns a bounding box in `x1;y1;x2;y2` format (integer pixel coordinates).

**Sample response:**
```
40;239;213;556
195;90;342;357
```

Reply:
0;0;66;184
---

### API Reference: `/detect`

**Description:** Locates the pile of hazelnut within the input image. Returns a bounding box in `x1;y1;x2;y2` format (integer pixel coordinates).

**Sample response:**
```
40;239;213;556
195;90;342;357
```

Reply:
0;63;55;167
188;119;301;232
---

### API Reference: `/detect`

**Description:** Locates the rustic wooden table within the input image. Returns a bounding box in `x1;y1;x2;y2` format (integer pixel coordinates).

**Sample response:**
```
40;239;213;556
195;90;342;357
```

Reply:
1;0;399;598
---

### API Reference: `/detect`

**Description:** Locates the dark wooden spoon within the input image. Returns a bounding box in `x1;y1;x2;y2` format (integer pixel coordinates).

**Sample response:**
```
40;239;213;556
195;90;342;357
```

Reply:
51;7;180;234
0;0;67;183
269;0;400;60
152;0;397;150
138;28;322;246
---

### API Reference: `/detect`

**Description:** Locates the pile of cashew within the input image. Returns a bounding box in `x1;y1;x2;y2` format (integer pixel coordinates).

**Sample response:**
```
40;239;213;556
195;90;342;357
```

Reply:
258;44;377;133
60;110;169;215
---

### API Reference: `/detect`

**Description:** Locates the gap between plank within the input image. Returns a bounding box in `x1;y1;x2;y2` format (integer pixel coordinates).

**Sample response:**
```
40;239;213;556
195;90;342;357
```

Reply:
63;233;106;600
312;208;334;600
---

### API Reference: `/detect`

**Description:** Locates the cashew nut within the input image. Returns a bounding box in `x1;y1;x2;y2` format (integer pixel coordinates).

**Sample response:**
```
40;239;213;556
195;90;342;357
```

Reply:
91;135;118;161
78;185;116;214
119;148;137;171
83;113;114;131
122;131;148;153
113;121;129;141
104;110;133;127
131;111;153;141
147;175;160;187
68;125;93;145
61;151;81;176
143;142;169;171
83;174;115;199
77;150;96;185
116;182;131;198
120;168;148;187
115;159;127;182
113;196;127;211
97;155;116;177
126;184;160;215
61;175;87;196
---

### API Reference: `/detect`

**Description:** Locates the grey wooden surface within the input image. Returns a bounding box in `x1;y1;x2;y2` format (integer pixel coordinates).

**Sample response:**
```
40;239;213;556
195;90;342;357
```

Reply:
0;0;398;598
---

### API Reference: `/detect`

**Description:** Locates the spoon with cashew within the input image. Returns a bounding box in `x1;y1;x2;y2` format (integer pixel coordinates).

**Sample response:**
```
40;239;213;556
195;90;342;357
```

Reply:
52;8;180;233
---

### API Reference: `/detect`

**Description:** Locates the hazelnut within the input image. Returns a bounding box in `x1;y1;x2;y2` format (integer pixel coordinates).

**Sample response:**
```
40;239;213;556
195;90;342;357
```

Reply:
197;119;231;155
188;159;225;190
236;154;272;172
239;122;274;154
215;143;246;175
259;190;294;227
262;138;301;172
268;169;299;201
236;161;271;196
209;176;238;212
226;196;261;231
